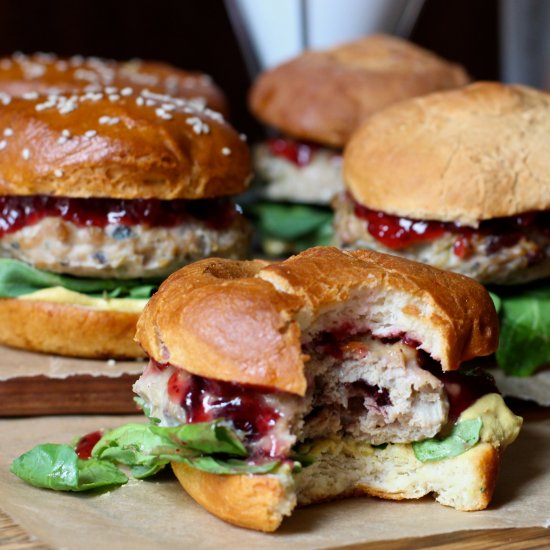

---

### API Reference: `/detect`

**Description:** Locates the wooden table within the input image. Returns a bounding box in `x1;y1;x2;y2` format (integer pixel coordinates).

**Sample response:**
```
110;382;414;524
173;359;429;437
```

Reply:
1;507;548;550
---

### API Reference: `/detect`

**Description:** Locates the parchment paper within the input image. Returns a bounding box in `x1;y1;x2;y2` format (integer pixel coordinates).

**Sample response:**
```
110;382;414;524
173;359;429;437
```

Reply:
0;345;145;381
0;415;549;549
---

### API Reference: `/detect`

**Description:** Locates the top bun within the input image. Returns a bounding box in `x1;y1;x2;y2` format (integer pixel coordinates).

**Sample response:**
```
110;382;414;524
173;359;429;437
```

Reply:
344;82;550;225
136;247;498;395
249;34;469;148
0;88;250;199
0;53;228;116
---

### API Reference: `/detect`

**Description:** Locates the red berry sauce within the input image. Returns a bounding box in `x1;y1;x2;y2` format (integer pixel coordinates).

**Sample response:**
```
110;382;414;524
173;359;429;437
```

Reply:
352;197;549;258
166;366;281;451
417;350;498;421
74;430;103;459
0;195;238;237
267;137;320;167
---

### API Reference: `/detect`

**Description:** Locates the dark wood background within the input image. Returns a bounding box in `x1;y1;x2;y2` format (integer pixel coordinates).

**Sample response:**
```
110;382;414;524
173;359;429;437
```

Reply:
0;0;499;139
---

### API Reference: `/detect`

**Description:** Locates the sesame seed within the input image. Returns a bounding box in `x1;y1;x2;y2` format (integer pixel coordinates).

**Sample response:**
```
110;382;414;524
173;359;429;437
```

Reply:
84;130;97;139
120;87;133;96
136;97;145;106
0;140;6;150
22;91;39;100
107;359;116;367
0;94;11;106
221;147;231;156
105;86;118;94
98;116;120;125
54;169;64;177
108;94;120;102
186;116;210;135
22;148;30;160
61;129;71;137
155;108;173;120
3;128;13;137
145;99;156;107
57;136;68;145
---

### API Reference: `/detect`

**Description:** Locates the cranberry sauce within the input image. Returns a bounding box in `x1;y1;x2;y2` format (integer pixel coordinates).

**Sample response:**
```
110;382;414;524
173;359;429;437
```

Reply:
266;137;323;167
0;195;238;237
74;430;103;459
417;350;499;421
166;366;281;452
353;198;550;258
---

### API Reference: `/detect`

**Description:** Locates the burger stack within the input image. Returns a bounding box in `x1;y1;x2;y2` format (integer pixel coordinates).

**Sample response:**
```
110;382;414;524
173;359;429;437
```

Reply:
247;34;469;255
0;80;251;358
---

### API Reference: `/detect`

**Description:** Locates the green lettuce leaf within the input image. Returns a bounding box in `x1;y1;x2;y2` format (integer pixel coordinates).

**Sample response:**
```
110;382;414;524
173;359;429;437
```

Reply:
10;444;128;491
185;456;280;475
0;258;160;298
491;282;550;376
412;418;482;463
247;202;333;254
11;419;293;492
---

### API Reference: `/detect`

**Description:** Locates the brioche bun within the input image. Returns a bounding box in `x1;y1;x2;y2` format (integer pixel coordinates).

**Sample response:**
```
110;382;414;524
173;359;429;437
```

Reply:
249;34;469;148
344;82;550;226
0;89;250;199
136;247;498;393
0;298;144;358
0;53;228;115
171;439;501;532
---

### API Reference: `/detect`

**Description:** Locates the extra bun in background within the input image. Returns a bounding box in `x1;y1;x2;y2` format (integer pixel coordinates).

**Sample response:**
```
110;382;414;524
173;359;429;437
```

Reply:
247;34;470;257
133;247;520;531
336;82;550;286
0;52;228;116
250;34;469;148
0;87;252;358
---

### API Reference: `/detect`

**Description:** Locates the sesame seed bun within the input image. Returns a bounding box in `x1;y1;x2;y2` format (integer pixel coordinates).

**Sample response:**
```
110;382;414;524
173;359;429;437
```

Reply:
0;53;228;116
0;88;250;199
136;247;498;394
249;34;469;148
344;82;550;225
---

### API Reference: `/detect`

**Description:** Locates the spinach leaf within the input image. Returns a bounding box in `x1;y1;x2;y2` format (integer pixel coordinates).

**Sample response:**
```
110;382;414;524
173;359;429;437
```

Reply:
10;444;127;491
495;287;550;376
0;258;160;298
247;202;334;253
412;418;482;463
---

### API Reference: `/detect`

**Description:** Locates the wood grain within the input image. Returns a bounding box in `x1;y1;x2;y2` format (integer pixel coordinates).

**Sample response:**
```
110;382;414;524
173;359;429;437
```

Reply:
0;374;139;416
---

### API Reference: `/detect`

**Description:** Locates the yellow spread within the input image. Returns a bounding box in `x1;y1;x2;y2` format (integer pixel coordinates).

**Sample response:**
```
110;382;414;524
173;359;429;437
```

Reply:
459;393;522;448
18;286;148;313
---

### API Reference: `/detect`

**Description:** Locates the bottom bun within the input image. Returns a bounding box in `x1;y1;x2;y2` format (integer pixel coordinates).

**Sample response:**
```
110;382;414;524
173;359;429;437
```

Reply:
171;441;502;531
171;462;296;532
0;298;144;358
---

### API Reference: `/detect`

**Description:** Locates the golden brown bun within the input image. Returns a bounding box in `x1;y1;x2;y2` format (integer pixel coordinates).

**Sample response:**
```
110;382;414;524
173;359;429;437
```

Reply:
0;53;228;115
171;462;294;532
136;247;498;394
249;34;469;147
171;441;500;531
344;82;550;225
0;298;144;358
0;89;250;199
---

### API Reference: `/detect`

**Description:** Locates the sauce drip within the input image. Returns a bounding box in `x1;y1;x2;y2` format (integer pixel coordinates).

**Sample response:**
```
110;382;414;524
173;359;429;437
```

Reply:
353;199;549;257
74;430;103;459
166;368;281;442
0;195;238;237
267;137;320;167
